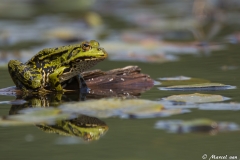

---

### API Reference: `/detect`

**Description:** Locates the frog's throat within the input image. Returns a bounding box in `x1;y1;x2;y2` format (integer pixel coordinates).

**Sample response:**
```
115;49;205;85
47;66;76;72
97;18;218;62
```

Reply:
59;58;104;83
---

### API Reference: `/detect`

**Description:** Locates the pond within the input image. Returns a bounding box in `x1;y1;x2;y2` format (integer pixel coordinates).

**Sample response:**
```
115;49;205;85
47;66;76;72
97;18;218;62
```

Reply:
0;0;240;160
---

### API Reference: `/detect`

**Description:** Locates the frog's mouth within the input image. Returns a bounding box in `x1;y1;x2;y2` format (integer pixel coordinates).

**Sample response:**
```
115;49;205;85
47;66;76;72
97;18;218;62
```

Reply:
75;55;107;62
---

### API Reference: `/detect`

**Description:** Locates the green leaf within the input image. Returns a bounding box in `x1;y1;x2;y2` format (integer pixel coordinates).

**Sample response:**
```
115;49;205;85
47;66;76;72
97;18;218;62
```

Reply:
163;93;230;103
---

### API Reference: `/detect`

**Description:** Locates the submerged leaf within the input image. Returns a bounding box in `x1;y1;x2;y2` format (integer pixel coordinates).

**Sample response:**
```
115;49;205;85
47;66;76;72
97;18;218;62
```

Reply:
163;93;230;103
159;83;236;91
155;119;239;134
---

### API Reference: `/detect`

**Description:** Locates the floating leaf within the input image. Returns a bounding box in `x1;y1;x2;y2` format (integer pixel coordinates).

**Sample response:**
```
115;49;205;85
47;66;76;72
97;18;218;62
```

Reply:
159;83;236;91
60;99;188;119
159;76;191;81
0;118;33;126
158;78;210;87
0;108;73;126
198;103;240;110
155;119;239;134
163;93;230;103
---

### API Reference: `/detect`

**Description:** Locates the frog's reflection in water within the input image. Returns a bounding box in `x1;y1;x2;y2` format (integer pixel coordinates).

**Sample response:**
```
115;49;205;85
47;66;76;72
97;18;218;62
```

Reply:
9;93;110;142
36;115;109;142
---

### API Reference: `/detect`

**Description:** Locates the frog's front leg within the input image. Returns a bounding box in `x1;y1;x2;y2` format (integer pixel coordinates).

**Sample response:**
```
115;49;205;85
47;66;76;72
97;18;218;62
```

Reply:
8;60;42;91
49;66;69;92
75;74;89;101
76;75;88;90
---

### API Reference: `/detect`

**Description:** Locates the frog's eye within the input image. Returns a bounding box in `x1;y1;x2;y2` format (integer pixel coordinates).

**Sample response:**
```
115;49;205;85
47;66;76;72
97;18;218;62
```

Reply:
73;128;81;135
82;42;91;51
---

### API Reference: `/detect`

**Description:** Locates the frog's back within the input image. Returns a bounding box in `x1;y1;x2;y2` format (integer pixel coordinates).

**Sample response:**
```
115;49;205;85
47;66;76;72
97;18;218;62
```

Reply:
26;44;81;65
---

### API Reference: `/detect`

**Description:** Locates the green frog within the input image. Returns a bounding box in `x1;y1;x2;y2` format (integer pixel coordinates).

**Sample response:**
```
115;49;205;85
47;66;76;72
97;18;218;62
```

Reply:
8;40;107;93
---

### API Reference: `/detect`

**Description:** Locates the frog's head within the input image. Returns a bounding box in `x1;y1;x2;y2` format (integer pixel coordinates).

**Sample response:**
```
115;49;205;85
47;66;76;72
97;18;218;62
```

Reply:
37;119;109;141
66;123;109;141
69;40;107;63
66;40;107;72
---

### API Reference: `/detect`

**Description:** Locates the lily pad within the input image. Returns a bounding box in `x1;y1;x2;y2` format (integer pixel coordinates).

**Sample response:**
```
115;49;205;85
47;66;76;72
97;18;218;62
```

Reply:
60;99;189;119
159;83;236;91
163;93;230;103
155;119;239;134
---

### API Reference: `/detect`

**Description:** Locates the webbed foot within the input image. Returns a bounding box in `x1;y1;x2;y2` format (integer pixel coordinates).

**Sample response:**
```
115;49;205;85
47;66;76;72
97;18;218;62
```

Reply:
76;75;90;101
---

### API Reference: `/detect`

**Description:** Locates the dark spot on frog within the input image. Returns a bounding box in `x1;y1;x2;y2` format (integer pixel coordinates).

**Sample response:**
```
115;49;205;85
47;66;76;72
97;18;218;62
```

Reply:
31;71;41;75
54;82;60;87
67;52;73;59
27;80;32;86
63;68;71;73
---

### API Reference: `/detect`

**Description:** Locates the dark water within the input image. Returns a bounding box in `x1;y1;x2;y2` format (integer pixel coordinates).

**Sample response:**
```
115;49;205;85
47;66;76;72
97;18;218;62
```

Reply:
1;45;240;160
